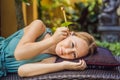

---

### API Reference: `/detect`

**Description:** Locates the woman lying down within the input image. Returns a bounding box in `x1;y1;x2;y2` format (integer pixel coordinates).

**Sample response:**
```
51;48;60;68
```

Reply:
0;20;96;77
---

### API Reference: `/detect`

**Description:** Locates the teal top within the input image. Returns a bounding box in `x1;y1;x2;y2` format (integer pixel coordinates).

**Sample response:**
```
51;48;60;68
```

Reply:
0;28;53;77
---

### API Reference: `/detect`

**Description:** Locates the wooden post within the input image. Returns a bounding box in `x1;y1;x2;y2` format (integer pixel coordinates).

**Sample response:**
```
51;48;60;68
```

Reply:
22;3;27;25
33;0;38;20
26;3;33;25
22;0;38;25
14;0;25;30
0;0;1;35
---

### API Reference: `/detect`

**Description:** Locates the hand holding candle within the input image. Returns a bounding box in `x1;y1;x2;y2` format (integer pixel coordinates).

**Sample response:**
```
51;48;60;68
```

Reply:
61;7;73;29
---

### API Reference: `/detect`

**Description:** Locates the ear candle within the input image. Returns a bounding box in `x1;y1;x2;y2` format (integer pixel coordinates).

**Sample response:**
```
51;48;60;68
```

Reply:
61;7;68;28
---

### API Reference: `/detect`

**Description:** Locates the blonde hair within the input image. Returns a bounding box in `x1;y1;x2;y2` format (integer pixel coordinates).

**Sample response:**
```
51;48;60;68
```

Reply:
73;32;97;55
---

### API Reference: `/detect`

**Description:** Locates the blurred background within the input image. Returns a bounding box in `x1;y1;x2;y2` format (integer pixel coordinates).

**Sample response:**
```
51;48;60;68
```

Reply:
0;0;120;56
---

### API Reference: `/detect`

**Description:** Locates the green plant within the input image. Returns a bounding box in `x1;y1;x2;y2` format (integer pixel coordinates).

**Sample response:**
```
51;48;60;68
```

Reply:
61;22;73;27
71;0;102;39
41;0;72;32
39;0;102;37
96;41;120;56
23;0;102;38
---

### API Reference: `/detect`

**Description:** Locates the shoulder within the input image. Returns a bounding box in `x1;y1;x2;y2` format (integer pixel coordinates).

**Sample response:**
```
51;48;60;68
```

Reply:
22;20;46;42
24;20;46;34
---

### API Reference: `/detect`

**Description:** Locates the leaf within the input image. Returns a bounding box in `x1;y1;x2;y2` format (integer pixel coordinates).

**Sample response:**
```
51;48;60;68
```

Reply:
61;22;73;27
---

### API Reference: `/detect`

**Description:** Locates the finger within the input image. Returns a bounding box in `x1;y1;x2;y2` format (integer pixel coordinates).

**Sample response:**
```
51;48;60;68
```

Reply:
82;60;87;67
80;60;87;70
73;63;83;70
61;28;70;35
72;60;82;66
62;32;68;36
82;60;87;68
74;60;84;70
72;61;85;70
61;32;70;39
77;60;83;66
60;27;69;32
61;35;68;39
80;60;85;67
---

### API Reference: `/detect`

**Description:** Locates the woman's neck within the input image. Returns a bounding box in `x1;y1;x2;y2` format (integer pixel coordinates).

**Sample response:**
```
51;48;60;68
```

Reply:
48;44;56;55
42;33;57;55
41;44;56;55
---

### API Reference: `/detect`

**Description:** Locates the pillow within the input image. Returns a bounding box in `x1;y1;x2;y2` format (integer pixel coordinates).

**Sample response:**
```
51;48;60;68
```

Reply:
55;47;120;69
84;47;120;69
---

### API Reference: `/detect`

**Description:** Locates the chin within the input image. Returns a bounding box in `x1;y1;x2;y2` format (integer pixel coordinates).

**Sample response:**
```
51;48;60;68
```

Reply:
57;56;65;59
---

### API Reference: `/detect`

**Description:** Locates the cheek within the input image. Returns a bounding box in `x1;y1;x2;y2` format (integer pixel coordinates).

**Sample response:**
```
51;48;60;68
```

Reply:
55;41;64;56
55;46;73;59
77;45;89;57
56;38;69;48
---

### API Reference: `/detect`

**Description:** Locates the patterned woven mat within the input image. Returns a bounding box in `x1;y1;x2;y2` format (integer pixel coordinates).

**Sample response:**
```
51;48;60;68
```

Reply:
1;56;120;80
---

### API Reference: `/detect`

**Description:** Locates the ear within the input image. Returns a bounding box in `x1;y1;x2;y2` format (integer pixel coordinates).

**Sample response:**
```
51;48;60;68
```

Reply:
89;42;97;54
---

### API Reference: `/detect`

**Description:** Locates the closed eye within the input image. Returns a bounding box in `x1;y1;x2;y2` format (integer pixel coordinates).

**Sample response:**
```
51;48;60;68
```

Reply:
72;42;74;48
72;42;76;58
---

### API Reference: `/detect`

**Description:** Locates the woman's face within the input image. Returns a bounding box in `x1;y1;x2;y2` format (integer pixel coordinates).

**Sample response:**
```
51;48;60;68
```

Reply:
55;35;89;59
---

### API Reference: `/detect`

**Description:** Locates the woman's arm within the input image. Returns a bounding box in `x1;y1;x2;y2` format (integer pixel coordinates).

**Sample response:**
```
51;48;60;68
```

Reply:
18;62;65;77
14;20;55;60
15;20;69;60
18;58;87;77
